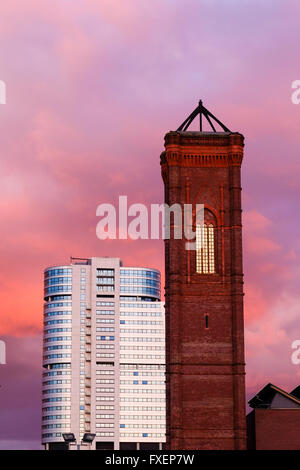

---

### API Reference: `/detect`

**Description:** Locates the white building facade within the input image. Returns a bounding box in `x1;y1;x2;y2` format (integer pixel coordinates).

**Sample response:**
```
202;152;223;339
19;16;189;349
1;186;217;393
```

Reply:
42;257;166;450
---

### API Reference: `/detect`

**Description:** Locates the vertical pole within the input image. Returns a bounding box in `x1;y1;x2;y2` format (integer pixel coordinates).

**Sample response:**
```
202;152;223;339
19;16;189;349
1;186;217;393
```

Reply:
199;100;203;131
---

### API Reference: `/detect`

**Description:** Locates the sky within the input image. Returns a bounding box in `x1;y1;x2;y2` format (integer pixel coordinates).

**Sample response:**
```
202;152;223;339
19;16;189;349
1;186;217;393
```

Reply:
0;0;300;449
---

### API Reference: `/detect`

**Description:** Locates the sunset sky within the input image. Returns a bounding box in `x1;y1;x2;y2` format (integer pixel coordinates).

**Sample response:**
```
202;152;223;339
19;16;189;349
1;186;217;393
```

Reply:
1;0;300;449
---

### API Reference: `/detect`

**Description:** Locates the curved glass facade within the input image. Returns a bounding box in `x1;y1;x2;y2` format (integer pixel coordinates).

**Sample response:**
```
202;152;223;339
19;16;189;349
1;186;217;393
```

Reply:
42;260;164;450
44;267;72;299
42;266;73;445
119;268;160;300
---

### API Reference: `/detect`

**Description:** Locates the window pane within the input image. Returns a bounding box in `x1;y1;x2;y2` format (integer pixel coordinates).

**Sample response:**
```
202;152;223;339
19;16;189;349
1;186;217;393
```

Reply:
196;223;215;274
209;224;215;273
196;225;202;273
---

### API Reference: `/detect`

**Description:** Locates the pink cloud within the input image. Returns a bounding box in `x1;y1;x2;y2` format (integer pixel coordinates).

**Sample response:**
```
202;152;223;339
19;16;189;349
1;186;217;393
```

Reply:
0;0;300;448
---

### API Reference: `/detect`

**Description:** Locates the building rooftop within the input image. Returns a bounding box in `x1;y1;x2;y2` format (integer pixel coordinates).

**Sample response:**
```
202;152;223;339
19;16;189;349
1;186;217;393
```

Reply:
248;382;300;409
173;130;232;136
290;385;300;399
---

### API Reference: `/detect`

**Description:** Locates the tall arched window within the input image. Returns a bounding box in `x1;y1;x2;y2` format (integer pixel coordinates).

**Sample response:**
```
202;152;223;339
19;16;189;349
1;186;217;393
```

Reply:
196;223;215;274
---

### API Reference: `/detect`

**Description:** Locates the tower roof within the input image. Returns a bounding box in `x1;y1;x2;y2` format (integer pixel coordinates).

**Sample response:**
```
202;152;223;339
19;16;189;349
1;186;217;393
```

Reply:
177;100;231;133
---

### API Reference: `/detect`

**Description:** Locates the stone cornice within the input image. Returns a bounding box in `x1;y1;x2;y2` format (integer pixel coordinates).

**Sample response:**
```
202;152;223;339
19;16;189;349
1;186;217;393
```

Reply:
160;131;244;169
164;131;244;147
161;152;243;168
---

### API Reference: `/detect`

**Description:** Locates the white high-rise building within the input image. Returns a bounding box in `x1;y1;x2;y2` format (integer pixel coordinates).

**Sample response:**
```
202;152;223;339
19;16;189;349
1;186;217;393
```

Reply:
42;257;166;450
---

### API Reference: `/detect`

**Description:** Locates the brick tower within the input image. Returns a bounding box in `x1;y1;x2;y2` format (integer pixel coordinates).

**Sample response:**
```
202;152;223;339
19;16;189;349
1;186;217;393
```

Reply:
161;101;246;450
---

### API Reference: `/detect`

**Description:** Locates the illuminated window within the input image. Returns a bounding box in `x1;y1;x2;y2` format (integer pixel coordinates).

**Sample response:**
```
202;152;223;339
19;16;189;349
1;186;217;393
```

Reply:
196;223;215;274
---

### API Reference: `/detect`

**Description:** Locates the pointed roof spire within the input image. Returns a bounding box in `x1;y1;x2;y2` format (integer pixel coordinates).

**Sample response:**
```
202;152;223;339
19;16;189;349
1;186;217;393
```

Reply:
177;100;231;133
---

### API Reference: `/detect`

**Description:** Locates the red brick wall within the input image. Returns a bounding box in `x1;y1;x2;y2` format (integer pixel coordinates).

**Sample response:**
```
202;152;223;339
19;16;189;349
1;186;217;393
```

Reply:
252;409;300;450
161;132;246;450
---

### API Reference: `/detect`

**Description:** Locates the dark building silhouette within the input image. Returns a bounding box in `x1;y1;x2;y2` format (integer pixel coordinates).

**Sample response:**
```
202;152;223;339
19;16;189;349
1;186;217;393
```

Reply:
160;102;246;449
291;385;300;399
247;383;300;449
